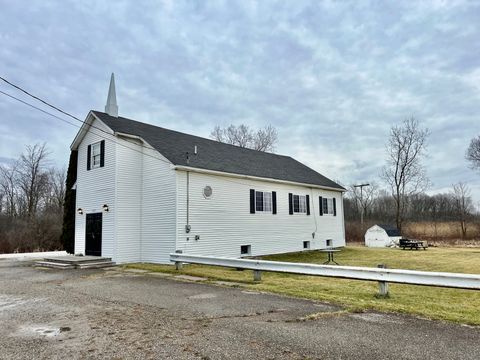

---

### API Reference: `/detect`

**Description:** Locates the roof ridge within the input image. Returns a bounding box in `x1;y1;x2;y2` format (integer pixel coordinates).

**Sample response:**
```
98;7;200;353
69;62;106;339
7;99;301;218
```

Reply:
91;110;345;190
91;110;292;159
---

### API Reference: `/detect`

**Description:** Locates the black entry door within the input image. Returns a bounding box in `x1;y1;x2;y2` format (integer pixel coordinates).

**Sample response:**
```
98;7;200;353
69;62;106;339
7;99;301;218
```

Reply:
85;213;102;256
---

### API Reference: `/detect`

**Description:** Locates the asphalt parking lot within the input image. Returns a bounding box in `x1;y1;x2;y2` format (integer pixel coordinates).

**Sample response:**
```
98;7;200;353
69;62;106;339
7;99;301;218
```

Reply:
1;259;479;360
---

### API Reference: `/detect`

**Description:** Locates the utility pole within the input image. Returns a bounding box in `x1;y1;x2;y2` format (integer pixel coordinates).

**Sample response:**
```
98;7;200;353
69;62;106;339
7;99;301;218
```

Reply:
353;183;370;231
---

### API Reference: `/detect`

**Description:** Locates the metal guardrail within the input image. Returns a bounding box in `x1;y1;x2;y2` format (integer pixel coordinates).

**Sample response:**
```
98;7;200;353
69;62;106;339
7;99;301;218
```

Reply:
170;253;480;296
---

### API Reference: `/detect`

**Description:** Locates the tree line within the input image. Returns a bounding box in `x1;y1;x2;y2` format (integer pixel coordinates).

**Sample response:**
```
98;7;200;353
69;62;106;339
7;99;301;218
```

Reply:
1;119;478;253
0;144;66;253
344;117;479;242
344;183;477;241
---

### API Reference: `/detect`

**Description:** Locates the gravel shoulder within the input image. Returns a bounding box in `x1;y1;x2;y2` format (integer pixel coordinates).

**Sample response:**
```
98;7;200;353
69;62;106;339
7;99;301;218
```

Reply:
0;260;479;360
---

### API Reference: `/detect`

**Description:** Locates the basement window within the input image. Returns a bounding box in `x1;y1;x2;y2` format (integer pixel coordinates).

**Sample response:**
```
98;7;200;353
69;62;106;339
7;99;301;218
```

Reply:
240;245;251;256
303;241;310;250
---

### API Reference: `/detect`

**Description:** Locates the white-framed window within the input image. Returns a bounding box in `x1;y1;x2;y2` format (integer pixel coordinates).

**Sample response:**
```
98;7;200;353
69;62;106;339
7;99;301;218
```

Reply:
255;191;272;213
293;195;307;213
91;141;102;169
322;198;335;215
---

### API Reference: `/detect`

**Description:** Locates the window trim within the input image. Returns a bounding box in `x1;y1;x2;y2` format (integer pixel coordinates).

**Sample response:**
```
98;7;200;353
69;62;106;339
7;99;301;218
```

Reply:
90;141;102;169
255;190;273;213
323;197;335;216
292;194;307;214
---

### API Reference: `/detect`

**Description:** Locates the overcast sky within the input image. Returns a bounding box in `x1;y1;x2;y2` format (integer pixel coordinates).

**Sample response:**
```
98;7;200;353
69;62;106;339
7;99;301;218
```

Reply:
1;0;479;201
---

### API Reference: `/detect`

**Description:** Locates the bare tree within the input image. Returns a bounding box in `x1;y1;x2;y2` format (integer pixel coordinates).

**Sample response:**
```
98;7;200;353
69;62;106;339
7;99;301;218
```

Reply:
0;143;69;253
466;136;480;170
382;117;430;231
0;161;19;216
253;125;278;151
45;167;66;212
348;182;378;220
211;124;278;152
0;189;4;214
17;144;50;217
451;182;473;239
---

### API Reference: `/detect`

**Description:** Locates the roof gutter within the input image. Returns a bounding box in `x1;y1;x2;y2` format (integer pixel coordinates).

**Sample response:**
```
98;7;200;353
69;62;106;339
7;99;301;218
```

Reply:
173;165;346;192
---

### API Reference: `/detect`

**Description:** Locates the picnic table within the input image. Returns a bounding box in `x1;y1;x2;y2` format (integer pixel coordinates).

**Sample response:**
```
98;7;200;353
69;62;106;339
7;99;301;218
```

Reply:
399;238;427;250
319;249;341;265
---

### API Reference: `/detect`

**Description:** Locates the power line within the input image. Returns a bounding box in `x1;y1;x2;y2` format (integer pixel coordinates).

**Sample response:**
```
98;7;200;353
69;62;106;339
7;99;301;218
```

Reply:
0;77;271;188
0;90;81;128
0;76;161;156
0;77;330;192
0;76;82;123
0;88;171;165
0;86;261;188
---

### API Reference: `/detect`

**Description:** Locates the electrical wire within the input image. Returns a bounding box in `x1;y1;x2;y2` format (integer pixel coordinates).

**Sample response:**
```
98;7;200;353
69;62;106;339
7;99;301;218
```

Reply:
0;77;337;193
0;76;164;158
0;89;81;129
0;88;172;165
0;82;271;188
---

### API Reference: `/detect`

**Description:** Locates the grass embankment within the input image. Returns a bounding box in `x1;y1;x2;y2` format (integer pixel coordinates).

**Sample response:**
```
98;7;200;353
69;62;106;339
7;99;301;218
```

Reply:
125;246;480;325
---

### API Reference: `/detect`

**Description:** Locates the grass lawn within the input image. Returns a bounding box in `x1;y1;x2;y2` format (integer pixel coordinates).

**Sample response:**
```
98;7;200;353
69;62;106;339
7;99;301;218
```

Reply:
125;246;480;325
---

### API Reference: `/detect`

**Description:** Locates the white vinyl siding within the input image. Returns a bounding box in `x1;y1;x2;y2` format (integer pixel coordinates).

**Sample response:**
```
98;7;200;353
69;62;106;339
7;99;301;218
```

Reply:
74;119;116;258
113;136;177;264
175;171;345;258
74;115;177;264
74;114;343;264
140;146;176;264
114;137;142;263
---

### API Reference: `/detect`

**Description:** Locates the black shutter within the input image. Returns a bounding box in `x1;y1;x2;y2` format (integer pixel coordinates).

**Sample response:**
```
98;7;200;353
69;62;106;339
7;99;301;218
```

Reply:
333;198;337;216
306;195;310;215
288;193;293;215
319;196;323;216
87;144;91;170
100;140;105;167
250;189;255;214
272;191;277;214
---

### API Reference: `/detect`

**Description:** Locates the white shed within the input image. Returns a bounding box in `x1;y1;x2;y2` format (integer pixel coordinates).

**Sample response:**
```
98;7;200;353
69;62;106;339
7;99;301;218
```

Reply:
364;224;401;248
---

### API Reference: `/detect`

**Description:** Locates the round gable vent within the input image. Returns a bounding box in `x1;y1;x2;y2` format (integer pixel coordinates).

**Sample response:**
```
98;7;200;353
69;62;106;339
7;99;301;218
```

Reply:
203;186;213;199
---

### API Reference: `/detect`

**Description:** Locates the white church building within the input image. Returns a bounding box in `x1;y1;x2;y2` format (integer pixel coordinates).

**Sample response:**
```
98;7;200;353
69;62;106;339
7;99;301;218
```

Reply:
71;75;346;264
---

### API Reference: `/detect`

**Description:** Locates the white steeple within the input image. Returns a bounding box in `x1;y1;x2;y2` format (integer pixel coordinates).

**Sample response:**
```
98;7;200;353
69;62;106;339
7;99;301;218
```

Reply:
105;73;118;117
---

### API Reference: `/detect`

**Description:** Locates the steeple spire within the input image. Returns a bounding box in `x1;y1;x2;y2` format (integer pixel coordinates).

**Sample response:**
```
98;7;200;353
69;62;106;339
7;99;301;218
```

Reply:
105;73;118;117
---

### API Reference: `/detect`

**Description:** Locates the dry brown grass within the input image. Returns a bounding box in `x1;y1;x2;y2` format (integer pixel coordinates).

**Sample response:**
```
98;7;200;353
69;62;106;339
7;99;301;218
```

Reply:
404;221;480;246
346;221;480;247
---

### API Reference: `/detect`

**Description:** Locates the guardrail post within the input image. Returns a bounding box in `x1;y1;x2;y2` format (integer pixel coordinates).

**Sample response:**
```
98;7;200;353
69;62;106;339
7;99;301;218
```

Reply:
175;250;183;270
377;264;389;297
253;270;262;282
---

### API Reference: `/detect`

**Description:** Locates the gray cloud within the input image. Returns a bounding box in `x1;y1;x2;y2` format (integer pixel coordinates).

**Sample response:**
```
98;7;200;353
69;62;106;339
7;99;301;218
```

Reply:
0;0;479;201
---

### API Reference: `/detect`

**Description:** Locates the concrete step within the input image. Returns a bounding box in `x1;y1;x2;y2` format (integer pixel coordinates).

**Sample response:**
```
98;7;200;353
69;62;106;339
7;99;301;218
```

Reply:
35;261;75;269
76;261;116;269
43;256;112;265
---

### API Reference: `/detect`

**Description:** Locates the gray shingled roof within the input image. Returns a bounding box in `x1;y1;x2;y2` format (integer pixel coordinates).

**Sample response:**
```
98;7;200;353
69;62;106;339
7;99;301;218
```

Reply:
378;224;401;237
92;111;345;190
